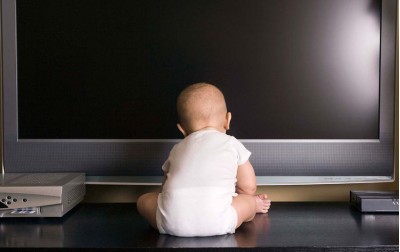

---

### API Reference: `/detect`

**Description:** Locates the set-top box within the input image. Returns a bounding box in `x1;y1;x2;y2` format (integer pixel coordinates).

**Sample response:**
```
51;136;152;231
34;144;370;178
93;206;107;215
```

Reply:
0;173;85;217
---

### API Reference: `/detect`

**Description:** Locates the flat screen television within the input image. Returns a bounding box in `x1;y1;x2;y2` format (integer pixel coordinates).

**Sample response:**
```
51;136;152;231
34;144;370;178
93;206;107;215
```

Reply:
1;0;397;185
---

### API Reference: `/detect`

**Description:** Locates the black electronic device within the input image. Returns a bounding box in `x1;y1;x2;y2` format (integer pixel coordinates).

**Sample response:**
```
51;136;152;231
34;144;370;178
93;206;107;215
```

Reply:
350;191;399;213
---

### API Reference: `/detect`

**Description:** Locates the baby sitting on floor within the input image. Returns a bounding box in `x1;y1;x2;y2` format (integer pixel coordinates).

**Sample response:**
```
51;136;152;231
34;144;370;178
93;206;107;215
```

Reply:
137;83;271;237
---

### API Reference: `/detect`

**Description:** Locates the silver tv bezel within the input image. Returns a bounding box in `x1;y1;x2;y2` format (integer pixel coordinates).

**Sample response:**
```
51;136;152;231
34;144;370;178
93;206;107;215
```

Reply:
1;0;397;185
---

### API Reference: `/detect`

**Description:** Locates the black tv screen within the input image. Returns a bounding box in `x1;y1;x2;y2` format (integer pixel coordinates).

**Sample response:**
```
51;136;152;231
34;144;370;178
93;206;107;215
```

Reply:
17;0;380;140
1;0;396;184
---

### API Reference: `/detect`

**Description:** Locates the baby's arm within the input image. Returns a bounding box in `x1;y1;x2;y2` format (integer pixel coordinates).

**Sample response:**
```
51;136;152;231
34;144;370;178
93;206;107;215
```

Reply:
236;160;257;195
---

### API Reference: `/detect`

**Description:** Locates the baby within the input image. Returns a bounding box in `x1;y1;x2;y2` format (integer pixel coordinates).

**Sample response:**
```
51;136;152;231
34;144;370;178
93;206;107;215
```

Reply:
137;83;271;237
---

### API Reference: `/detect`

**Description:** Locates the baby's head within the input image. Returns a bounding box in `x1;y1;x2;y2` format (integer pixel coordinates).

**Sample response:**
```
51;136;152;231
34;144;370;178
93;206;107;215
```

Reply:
177;83;231;136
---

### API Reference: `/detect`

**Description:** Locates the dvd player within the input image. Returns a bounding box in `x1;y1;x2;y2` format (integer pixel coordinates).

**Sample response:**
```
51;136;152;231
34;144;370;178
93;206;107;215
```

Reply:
350;190;399;213
0;173;85;217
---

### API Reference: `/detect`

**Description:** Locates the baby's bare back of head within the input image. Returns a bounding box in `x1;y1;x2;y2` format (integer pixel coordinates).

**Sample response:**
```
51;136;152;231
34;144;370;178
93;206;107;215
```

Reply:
177;83;227;133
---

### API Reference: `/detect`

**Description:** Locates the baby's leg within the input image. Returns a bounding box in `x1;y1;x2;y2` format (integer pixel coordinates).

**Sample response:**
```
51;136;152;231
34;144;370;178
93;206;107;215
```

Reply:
231;194;257;228
137;192;159;230
232;194;271;228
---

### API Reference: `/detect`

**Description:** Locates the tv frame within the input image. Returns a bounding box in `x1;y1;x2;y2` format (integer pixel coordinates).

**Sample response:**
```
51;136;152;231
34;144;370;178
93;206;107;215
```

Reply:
1;0;397;185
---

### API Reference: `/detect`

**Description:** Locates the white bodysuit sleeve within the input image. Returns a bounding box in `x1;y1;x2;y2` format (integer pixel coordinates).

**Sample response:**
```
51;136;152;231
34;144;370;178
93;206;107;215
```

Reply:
162;145;176;173
232;137;251;165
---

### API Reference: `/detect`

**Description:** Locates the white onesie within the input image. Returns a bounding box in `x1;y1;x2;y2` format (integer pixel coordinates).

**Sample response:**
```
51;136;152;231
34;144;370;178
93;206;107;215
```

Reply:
156;128;251;237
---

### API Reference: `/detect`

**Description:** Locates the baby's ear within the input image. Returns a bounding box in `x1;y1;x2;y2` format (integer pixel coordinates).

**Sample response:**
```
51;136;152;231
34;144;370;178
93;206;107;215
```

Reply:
224;112;232;130
177;123;187;137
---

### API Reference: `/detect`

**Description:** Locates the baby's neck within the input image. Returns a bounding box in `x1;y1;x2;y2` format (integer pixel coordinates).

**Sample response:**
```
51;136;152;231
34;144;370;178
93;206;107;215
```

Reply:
189;126;226;135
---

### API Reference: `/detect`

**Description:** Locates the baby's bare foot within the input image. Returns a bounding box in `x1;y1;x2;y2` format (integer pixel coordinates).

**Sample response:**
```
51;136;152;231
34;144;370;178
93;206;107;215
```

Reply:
255;194;271;213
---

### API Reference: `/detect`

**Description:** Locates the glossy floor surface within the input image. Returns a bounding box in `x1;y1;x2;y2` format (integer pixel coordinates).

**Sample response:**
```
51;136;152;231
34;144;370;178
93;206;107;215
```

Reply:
0;202;398;249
